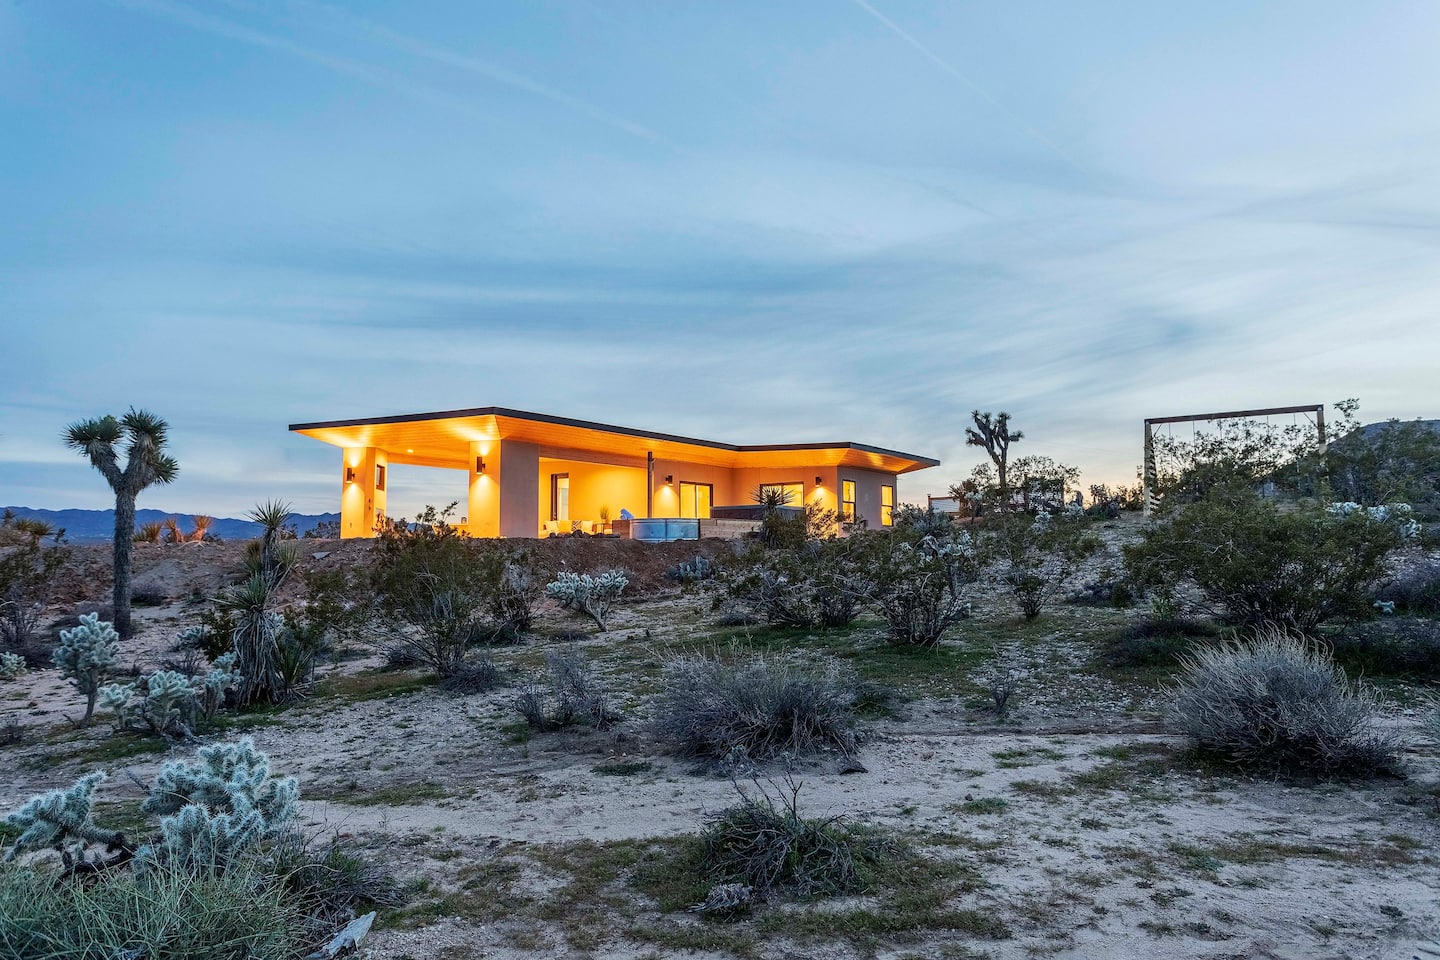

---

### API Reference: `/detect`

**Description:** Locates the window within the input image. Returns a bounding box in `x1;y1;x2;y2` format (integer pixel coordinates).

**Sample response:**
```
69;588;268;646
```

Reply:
841;480;856;522
881;485;894;526
374;464;386;491
550;473;570;522
679;482;713;519
758;482;803;507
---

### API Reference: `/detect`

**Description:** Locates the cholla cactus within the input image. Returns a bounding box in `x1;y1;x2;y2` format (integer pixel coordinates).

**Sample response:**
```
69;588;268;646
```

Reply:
143;670;196;735
2;771;123;863
173;624;207;649
148;802;267;873
98;681;139;731
100;659;240;738
0;651;27;681
546;569;629;631
1328;501;1422;539
142;736;298;830
52;613;121;726
198;653;242;720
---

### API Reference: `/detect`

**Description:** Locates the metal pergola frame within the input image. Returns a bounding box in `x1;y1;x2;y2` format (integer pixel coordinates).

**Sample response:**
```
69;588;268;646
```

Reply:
1142;404;1326;514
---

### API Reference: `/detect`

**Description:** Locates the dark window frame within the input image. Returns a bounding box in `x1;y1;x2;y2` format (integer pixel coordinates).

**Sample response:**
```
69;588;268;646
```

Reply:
758;481;805;508
550;472;570;522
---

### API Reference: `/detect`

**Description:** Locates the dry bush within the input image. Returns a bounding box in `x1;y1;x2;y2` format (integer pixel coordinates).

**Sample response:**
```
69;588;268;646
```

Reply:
719;543;865;631
652;651;859;760
699;776;893;900
1126;492;1418;632
513;647;615;730
1170;626;1402;777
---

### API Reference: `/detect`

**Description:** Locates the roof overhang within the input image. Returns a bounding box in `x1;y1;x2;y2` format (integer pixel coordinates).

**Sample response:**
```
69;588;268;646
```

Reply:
289;406;939;475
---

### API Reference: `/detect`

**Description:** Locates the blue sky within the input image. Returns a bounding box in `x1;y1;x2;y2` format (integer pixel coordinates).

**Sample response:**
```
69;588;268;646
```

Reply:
2;1;1438;518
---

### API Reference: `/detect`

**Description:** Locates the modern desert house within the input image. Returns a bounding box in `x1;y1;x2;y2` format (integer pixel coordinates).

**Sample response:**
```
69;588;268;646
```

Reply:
290;407;939;539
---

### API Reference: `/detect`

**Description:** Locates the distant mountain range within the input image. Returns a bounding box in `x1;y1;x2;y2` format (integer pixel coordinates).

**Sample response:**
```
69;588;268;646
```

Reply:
2;506;341;543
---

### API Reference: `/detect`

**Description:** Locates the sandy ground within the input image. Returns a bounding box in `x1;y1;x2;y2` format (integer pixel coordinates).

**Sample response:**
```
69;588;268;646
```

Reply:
2;527;1438;959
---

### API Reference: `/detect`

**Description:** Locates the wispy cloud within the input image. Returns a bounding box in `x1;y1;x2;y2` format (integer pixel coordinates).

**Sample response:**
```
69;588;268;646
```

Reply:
315;5;677;148
108;0;675;147
848;0;1089;179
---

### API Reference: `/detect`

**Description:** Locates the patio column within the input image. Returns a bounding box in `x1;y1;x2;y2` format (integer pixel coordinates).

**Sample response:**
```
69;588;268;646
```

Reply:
468;441;500;538
468;440;539;538
340;447;386;538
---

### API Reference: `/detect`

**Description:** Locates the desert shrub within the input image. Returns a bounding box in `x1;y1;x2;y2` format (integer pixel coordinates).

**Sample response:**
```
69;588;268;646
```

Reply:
51;613;120;727
1288;407;1440;518
1066;575;1136;608
191;606;238;662
984;657;1018;719
513;647;615;730
1327;619;1440;679
698;776;892;900
852;525;977;647
652;651;859;760
268;831;403;937
438;655;500;694
887;504;956;537
1375;558;1440;615
1169;627;1401;777
546;569;628;631
0;526;69;660
981;509;1101;619
1125;491;1418;632
0;715;19;747
482;549;544;642
368;504;497;677
720;541;865;630
0;652;26;681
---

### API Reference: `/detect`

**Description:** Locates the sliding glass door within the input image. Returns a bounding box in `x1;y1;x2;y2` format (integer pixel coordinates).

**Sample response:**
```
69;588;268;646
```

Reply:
678;481;712;519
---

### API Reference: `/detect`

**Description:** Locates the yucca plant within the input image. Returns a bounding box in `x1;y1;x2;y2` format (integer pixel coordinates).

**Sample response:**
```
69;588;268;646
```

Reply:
64;409;179;640
161;517;183;544
247;501;293;588
216;575;284;707
133;522;163;545
190;515;213;542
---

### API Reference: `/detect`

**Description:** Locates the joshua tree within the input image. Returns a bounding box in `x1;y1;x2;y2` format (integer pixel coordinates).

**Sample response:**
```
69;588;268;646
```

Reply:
966;411;1023;511
64;410;179;640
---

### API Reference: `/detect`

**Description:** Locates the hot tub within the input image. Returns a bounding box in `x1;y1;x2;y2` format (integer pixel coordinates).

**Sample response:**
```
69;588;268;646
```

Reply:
628;517;700;542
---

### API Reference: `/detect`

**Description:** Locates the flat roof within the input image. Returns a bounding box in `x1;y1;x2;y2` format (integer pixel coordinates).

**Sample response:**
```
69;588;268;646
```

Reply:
290;406;939;475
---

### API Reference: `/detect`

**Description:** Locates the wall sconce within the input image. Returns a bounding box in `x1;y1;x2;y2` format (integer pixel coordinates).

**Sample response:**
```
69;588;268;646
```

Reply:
345;467;357;483
664;474;674;485
815;476;823;486
475;457;486;475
